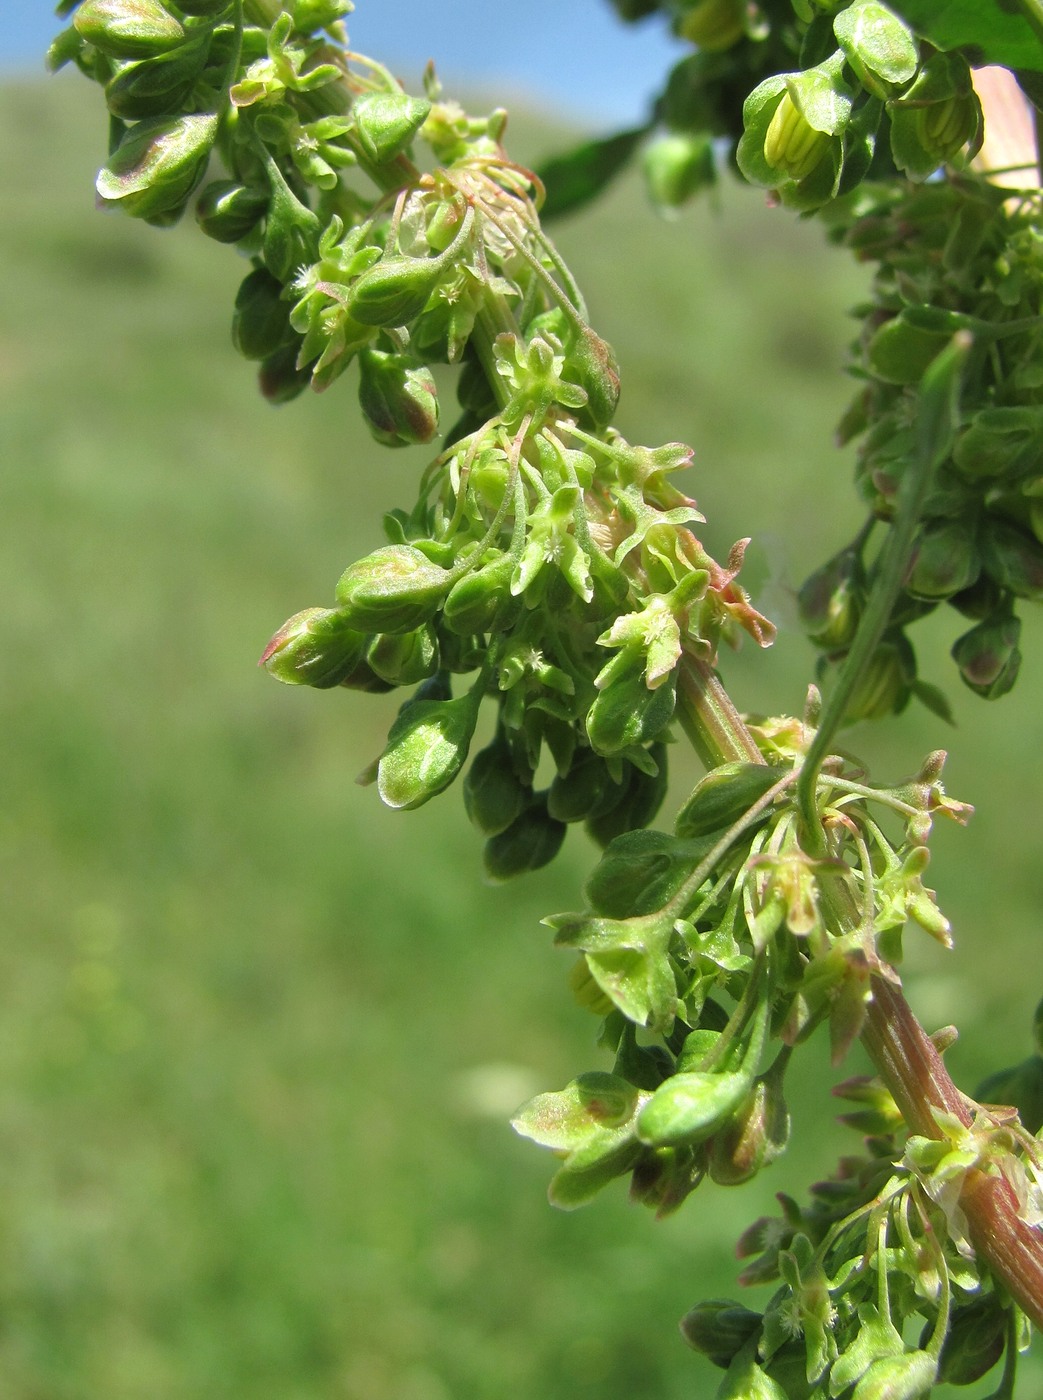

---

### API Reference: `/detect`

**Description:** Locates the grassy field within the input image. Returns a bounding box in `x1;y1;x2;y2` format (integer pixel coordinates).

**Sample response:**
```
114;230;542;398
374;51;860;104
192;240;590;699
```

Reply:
1;69;1041;1399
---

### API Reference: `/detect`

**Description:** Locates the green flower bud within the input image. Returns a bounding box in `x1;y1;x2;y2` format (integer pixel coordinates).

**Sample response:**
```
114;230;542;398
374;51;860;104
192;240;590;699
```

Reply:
586;659;676;757
565;327;620;431
367;625;440;687
336;545;452;634
931;1295;1009;1386
763;92;832;181
841;634;914;722
642;131;716;211
799;547;863;649
675;0;745;51
674;761;779;841
357;348;439;447
74;0;185;59
585;829;708;919
637;1069;750;1147
906;517;980;601
96;112;218;223
548;749;613;824
708;1067;790;1185
982;519;1043;601
851;1350;936;1400
442;555;517;636
866;311;953;386
292;0;352;31
259;607;367;687
103;41;210;121
352;92;432;165
349;254;445;328
377;689;481;810
196;180;269;243
463;734;531;837
679;1299;762;1368
951;611;1021;699
232;268;291;361
833;1;918;98
585;753;669;848
483;796;567;881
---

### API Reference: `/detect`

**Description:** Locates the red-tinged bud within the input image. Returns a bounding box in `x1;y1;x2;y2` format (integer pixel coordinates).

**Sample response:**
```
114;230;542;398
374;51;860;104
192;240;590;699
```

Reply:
951;611;1021;699
259;607;367;687
104;41;210;121
74;0;185;59
357;348;439;447
96;112;218;222
335;545;452;634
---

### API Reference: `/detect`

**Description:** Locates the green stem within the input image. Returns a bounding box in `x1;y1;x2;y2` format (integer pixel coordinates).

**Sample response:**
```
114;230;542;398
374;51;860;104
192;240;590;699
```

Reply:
795;333;970;849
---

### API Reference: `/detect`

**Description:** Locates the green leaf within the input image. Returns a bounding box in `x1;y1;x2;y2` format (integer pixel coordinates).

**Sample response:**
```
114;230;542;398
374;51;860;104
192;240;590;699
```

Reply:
537;126;648;220
891;0;1043;73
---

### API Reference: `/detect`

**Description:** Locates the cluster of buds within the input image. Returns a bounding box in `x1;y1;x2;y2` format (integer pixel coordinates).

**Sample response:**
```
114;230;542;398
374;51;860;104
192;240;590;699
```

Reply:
512;722;968;1215
737;5;982;210
801;176;1043;711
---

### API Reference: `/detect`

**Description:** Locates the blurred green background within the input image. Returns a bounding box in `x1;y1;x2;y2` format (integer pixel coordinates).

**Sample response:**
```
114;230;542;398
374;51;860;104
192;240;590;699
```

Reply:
2;72;1041;1399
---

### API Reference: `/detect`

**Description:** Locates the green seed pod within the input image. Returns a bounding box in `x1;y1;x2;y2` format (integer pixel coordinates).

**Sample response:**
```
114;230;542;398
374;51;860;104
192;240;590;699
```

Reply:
357;348;439;447
103;40;210;120
841;633;914;723
585;750;670;848
679;1299;762;1368
982;519;1043;600
96;111;218;222
196;180;269;243
352;92;432;165
931;1294;1009;1385
232;267;291;361
851;1350;936;1400
463;734;531;837
377;690;480;810
586;664;676;758
906;517;980;600
866;311;953;386
258;607;367;688
483;796;567;881
637;1069;750;1148
565;327;620;431
548;749;613;824
951;611;1021;699
915;93;981;165
349;254;445;328
74;0;185;59
585;829;708;919
763;92;831;182
798;547;863;649
336;545;452;634
675;0;745;50
442;555;517;636
674;761;779;841
367;624;440;687
642;131;716;211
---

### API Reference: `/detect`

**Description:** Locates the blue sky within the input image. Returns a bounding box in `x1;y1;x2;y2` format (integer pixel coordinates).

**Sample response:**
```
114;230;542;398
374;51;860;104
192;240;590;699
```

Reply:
7;1;686;126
